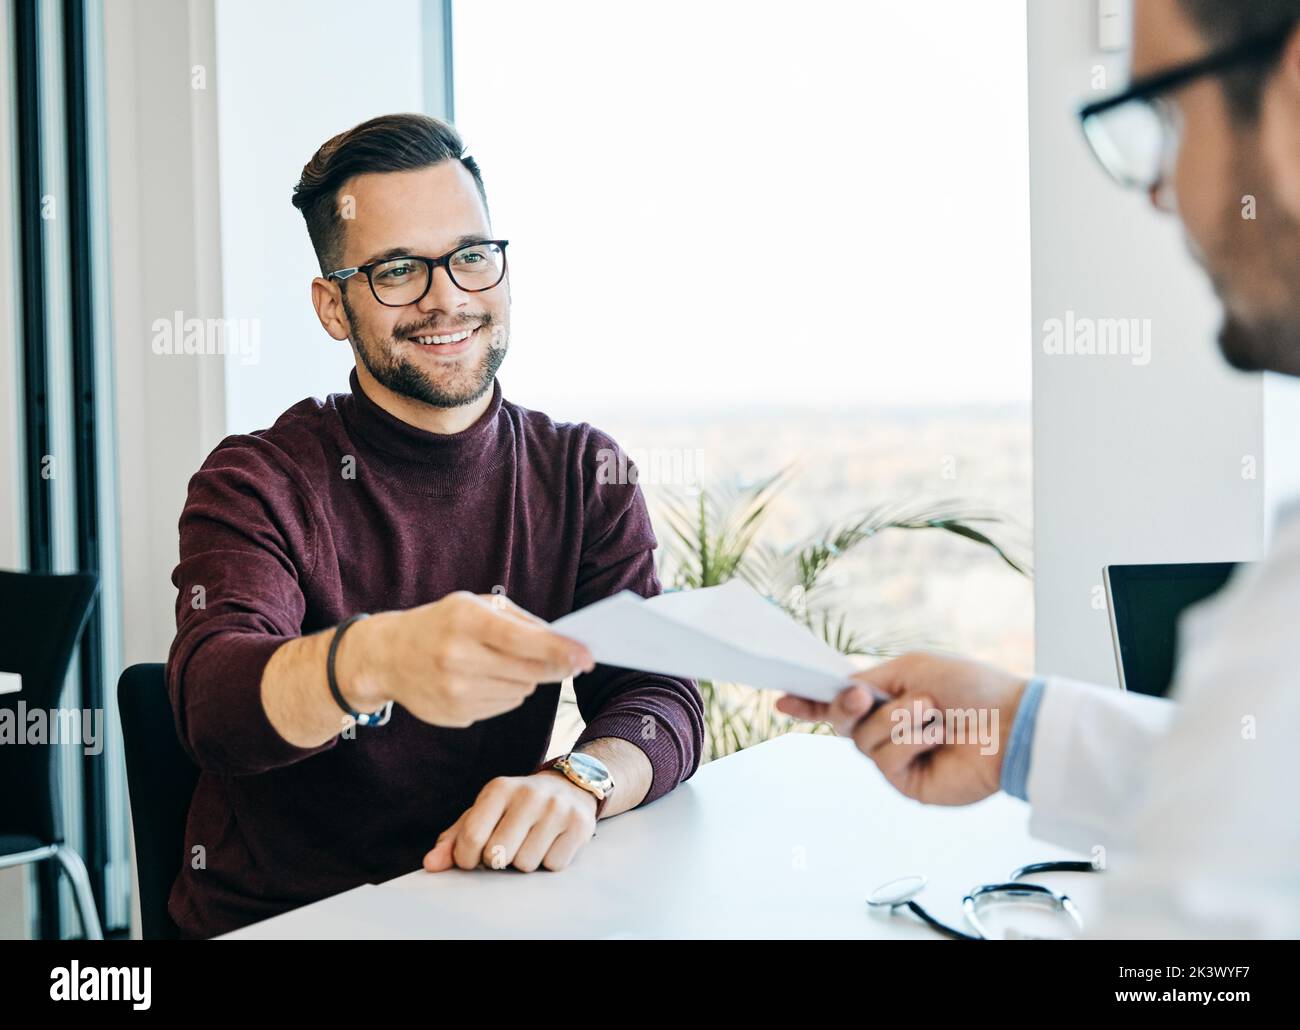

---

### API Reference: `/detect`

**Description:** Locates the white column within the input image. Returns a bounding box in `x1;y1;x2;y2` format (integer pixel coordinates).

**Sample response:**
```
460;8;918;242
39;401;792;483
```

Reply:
1028;0;1266;685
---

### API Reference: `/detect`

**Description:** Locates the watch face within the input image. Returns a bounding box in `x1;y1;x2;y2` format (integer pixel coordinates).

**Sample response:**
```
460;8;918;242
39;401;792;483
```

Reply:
566;751;610;786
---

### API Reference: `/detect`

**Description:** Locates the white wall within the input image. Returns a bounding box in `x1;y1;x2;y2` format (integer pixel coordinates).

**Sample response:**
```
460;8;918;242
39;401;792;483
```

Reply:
214;0;426;436
105;0;228;675
1265;373;1300;530
1028;0;1267;685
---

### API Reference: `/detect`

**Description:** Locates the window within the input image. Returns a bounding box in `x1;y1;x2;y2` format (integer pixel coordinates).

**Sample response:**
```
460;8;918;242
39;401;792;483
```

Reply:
453;0;1033;671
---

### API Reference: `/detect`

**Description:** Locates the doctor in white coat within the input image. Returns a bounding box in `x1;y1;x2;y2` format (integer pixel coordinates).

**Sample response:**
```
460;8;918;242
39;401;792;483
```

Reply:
779;0;1300;938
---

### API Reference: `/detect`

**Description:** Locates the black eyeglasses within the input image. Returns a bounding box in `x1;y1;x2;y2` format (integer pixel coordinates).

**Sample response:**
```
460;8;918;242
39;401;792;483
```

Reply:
1079;25;1295;191
327;239;509;307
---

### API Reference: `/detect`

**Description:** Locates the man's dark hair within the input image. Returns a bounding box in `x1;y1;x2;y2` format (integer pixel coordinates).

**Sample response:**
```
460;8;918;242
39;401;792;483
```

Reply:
292;113;488;273
1180;0;1300;116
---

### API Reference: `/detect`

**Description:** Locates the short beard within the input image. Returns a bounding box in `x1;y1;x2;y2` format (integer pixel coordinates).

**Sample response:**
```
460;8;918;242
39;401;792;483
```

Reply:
342;290;507;408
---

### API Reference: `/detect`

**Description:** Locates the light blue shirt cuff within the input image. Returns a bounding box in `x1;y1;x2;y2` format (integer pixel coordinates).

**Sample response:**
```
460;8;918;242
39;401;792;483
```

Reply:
1000;677;1047;802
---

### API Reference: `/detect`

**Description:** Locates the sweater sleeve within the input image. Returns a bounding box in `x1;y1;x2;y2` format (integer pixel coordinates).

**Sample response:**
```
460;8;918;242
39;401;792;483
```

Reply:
165;438;338;776
570;435;705;804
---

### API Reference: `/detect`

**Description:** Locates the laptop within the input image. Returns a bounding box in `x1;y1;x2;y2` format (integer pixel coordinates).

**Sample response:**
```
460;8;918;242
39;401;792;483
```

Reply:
1103;562;1243;697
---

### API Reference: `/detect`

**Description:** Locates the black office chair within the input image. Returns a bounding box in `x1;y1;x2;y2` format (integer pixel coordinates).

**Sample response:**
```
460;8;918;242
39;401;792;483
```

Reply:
117;662;200;940
0;568;104;939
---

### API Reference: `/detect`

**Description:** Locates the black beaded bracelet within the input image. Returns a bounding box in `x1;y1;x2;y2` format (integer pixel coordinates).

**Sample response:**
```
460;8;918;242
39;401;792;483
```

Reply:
326;613;391;727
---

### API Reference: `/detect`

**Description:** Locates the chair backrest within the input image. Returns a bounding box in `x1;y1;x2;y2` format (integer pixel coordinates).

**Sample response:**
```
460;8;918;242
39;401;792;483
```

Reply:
0;569;99;843
117;663;199;940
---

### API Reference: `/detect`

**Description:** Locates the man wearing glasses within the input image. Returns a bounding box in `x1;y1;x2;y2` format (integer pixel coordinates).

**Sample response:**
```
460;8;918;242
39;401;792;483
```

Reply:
780;0;1300;936
165;114;703;938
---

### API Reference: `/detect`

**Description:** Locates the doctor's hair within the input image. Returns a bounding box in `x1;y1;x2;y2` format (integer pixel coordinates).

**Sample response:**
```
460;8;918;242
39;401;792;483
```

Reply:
291;113;489;275
1180;0;1300;117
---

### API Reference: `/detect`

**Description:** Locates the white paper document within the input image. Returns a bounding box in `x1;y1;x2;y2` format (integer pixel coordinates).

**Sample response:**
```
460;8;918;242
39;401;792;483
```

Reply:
551;580;880;703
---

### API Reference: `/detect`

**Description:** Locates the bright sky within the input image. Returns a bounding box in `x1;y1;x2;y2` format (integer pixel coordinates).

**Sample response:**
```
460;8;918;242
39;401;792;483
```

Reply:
452;0;1031;415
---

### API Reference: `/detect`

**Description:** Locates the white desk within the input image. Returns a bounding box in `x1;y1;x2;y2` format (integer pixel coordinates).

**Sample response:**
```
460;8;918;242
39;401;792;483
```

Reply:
224;734;1096;939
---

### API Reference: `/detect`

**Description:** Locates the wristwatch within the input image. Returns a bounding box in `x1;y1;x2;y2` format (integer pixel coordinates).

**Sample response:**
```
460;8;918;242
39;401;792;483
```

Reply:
540;752;615;818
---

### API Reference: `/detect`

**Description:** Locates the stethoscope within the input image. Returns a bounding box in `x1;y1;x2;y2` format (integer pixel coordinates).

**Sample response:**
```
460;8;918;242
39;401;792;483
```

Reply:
867;860;1100;940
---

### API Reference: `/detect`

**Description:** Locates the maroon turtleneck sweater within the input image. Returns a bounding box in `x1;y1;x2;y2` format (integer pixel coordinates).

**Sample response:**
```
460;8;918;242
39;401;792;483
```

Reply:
165;370;703;938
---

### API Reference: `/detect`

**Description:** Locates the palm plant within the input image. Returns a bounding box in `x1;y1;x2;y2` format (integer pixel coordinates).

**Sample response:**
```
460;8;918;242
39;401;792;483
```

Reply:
654;468;1031;762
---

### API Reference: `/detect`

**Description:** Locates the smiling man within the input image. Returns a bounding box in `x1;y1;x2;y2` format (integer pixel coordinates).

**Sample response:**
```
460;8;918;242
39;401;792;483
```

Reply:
165;113;703;939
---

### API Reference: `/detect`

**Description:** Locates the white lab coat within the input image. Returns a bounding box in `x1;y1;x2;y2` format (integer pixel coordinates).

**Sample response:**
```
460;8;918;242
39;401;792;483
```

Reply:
1026;507;1300;938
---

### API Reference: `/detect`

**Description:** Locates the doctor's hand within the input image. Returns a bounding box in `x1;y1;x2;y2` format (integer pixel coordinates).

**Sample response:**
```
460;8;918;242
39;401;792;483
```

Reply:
422;771;598;874
775;653;1028;806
